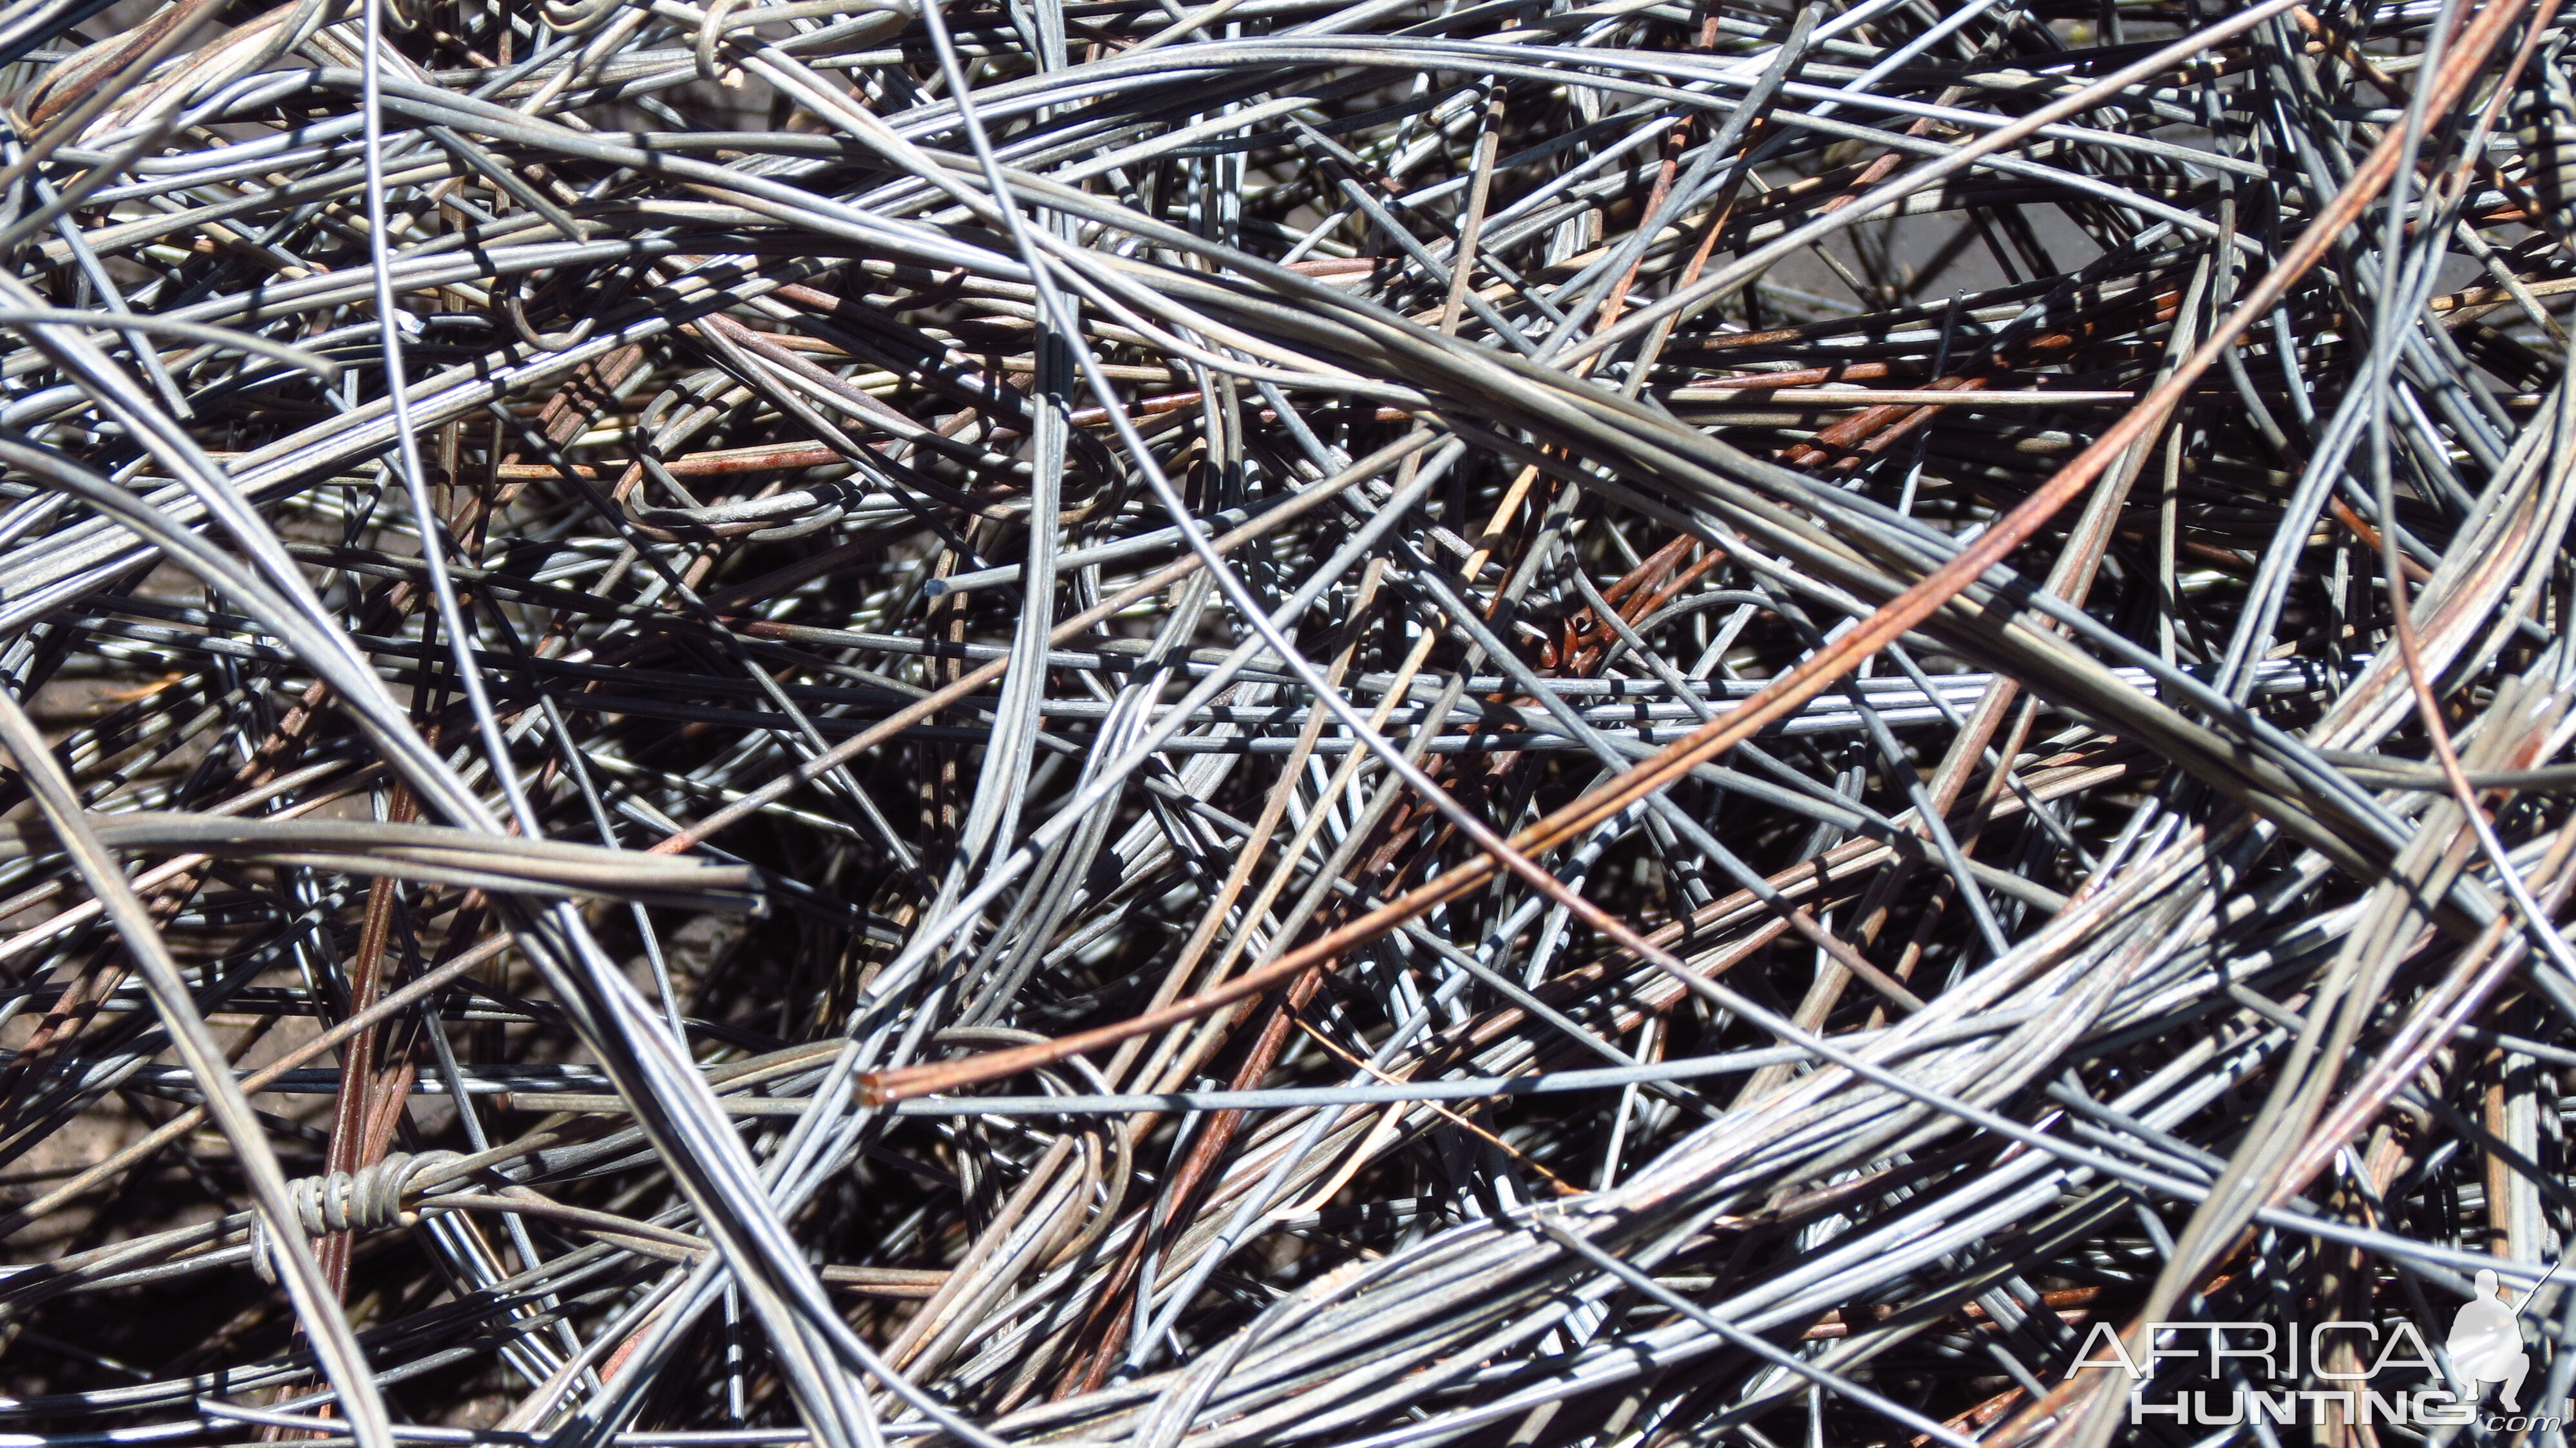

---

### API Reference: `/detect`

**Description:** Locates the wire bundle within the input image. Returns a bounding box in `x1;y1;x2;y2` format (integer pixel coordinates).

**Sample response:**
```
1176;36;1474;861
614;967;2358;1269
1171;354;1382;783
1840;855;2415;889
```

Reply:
0;1;2573;1447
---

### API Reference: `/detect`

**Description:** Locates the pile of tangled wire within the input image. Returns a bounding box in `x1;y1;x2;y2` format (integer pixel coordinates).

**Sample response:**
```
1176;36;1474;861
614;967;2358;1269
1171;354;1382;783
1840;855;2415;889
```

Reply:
9;0;2576;1443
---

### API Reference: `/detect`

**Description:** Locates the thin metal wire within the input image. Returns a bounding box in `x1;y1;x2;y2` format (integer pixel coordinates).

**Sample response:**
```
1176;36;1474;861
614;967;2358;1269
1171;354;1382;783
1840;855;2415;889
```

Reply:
0;2;2570;1447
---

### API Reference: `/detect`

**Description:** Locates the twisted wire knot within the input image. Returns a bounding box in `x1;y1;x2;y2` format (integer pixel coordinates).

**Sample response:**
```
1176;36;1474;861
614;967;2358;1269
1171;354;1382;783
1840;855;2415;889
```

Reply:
248;1150;466;1284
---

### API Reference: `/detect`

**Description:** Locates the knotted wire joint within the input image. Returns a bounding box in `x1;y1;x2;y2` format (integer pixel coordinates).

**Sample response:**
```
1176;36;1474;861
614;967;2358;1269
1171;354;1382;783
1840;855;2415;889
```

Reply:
247;1150;466;1284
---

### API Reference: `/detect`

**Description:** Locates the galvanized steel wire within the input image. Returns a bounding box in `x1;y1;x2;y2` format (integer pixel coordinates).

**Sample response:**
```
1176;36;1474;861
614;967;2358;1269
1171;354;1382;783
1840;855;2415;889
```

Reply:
0;0;2571;1447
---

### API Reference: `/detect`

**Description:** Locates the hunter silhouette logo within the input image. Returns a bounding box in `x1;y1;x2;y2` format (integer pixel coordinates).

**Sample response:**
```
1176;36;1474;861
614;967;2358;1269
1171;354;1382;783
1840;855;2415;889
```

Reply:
2450;1269;2531;1411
